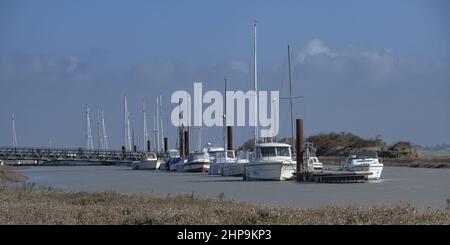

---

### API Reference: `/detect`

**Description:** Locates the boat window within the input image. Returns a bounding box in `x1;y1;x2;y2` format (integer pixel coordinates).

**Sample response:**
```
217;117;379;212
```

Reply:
168;150;180;157
215;151;226;158
260;147;276;157
276;147;290;157
191;153;209;160
226;151;235;158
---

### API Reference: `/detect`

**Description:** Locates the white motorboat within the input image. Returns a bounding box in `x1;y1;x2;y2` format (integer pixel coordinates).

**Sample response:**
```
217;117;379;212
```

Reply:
207;147;226;175
243;143;296;181
222;151;250;177
132;152;159;170
167;157;186;171
183;152;211;173
209;150;237;175
340;152;384;180
304;142;323;171
307;156;323;170
162;149;180;170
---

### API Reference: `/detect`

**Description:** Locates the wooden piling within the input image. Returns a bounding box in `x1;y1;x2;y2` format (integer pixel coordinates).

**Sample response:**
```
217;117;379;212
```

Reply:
164;137;168;153
227;126;233;150
184;131;189;156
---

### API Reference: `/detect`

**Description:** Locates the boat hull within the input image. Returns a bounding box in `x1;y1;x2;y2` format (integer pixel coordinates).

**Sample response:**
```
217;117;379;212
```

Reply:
244;161;296;181
132;160;159;170
183;161;210;173
157;160;165;170
209;162;224;175
222;162;245;177
346;164;383;180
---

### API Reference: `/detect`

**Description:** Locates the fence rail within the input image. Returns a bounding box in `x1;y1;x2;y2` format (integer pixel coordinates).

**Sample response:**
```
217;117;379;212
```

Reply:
0;147;144;163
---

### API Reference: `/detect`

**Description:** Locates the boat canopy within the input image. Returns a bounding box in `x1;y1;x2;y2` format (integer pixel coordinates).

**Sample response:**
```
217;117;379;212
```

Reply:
188;152;210;160
255;144;291;158
166;149;180;158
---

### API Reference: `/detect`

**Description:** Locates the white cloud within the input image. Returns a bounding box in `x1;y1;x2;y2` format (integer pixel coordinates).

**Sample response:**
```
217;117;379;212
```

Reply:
296;39;400;83
0;54;88;83
297;38;336;63
229;59;248;74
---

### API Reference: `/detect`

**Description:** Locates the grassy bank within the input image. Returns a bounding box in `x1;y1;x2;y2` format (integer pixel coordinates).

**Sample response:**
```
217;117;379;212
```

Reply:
1;165;449;225
319;156;450;168
0;166;28;184
1;185;449;225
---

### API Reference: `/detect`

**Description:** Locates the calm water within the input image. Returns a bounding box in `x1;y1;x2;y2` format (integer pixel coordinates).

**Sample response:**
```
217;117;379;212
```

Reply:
19;165;450;210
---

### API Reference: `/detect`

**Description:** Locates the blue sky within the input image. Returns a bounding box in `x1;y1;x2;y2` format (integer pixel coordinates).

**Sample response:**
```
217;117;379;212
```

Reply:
0;0;449;149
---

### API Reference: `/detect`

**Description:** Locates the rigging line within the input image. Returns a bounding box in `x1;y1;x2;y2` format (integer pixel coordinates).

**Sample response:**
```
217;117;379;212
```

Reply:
280;96;303;100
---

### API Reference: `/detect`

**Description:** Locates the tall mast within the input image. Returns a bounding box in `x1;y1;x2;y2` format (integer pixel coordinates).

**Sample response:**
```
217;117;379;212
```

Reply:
198;126;202;152
97;108;103;149
223;78;227;151
101;110;108;150
272;98;277;140
178;98;182;154
253;22;258;147
142;100;148;151
153;115;157;152
156;97;160;153
124;95;131;150
12;113;17;147
159;95;164;152
288;45;294;145
131;117;135;149
85;104;93;149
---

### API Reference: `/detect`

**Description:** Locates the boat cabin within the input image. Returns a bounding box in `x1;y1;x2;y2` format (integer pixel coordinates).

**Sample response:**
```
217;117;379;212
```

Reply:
254;143;292;159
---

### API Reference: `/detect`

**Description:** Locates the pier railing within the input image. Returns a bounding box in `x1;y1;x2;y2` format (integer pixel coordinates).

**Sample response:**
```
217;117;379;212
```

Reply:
0;147;144;163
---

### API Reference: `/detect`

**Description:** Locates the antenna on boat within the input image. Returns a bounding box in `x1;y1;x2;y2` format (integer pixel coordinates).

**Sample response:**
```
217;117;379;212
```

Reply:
85;104;94;149
253;21;258;147
101;110;108;150
11;113;17;147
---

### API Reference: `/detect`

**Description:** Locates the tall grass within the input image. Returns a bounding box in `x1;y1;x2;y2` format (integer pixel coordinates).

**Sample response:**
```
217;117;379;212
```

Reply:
0;166;28;184
0;185;448;225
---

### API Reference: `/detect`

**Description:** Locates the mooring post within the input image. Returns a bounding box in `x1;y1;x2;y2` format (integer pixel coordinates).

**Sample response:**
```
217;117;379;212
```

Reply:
179;128;184;157
296;119;304;181
227;126;233;150
164;137;168;153
184;130;189;157
147;140;151;153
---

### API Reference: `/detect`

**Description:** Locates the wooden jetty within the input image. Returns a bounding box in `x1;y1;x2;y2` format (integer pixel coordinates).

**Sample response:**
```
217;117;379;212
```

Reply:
294;171;371;183
294;118;370;183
